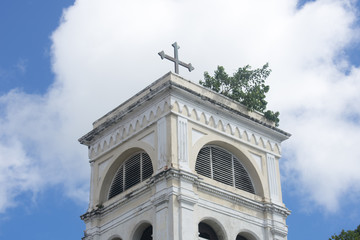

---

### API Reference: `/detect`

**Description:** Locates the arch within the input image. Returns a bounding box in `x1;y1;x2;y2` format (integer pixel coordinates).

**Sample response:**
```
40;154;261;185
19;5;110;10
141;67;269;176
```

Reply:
148;111;155;122
103;140;109;150
128;123;135;136
172;101;180;113
198;218;227;240
236;236;247;240
108;234;122;240
191;108;199;120
243;131;251;142
156;105;163;117
109;135;115;147
225;123;232;135
199;222;218;240
132;221;153;240
233;127;241;138
216;120;224;131
199;112;207;124
191;137;265;197
259;137;266;148
163;100;170;113
182;105;190;117
141;115;148;128
135;119;141;131
98;143;155;203
208;116;215;127
121;128;126;140
236;230;260;240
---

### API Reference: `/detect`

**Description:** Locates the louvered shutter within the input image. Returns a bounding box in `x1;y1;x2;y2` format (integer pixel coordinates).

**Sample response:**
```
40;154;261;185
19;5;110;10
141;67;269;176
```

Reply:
142;153;153;181
195;146;211;178
108;152;153;200
195;146;255;194
125;153;141;190
109;166;124;199
234;156;254;194
212;147;233;187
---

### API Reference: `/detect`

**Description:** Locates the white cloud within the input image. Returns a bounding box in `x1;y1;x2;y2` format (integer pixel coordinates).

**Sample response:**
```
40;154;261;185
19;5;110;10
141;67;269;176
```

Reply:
16;58;27;74
0;137;41;212
0;0;359;213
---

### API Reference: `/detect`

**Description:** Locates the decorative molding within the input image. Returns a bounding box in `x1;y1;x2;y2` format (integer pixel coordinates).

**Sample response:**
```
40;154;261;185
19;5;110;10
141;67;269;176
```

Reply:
81;168;290;236
151;193;170;208
177;116;189;170
177;194;198;212
87;95;282;160
195;180;264;213
271;227;288;239
88;97;171;159
81;182;152;221
170;96;282;156
266;154;279;202
264;203;291;217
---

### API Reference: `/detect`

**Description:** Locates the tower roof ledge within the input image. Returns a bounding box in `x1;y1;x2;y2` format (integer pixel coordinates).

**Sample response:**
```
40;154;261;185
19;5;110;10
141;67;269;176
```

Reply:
79;72;290;145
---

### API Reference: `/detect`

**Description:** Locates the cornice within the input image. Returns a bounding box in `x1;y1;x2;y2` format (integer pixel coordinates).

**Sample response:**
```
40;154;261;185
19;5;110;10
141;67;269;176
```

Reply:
79;77;173;145
264;203;291;217
271;227;289;238
81;169;290;223
169;80;290;139
84;94;285;160
81;182;152;222
79;73;290;157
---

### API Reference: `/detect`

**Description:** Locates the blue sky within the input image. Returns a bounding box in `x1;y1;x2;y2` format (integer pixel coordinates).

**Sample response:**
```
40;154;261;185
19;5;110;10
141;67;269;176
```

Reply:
0;0;73;94
1;0;360;239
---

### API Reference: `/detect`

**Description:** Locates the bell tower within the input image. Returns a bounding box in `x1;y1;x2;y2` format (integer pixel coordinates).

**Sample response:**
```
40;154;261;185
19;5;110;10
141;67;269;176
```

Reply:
79;72;291;240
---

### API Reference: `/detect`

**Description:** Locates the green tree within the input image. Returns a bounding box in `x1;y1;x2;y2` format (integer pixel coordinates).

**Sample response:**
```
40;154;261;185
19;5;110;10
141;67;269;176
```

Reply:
329;225;360;240
200;63;280;126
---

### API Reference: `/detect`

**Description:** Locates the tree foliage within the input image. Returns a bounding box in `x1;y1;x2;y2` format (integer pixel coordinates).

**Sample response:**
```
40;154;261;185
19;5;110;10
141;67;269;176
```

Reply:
329;225;360;240
200;63;280;126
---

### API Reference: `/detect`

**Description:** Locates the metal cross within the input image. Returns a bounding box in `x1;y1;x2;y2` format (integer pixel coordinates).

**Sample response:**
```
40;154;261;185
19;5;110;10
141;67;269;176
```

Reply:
158;42;194;74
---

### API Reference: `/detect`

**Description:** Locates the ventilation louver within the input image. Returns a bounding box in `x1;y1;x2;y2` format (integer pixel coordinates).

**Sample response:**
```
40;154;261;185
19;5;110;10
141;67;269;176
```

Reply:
195;146;255;194
109;152;153;199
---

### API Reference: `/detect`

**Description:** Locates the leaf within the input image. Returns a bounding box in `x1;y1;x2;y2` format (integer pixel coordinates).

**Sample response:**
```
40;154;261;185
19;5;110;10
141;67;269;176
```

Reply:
200;63;280;126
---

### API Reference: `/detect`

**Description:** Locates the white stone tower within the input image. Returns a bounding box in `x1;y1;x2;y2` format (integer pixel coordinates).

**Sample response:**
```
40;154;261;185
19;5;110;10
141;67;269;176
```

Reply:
79;72;291;240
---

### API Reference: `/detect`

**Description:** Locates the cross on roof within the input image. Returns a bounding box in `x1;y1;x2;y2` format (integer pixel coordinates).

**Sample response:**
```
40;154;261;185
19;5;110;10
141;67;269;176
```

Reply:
158;42;194;74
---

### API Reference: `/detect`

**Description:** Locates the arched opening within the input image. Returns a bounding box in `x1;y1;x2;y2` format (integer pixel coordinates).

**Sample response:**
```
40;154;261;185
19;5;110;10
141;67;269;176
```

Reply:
140;226;152;240
198;222;219;240
108;151;153;199
132;222;153;240
195;145;255;194
236;236;248;240
236;231;258;240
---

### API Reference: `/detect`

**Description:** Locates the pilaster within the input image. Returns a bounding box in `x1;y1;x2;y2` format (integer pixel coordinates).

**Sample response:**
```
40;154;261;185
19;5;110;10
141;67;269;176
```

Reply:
177;116;189;171
152;177;171;240
177;173;198;240
157;117;168;171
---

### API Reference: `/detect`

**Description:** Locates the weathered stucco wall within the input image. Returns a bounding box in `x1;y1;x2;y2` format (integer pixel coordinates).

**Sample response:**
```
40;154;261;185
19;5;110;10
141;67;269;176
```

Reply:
79;72;290;240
